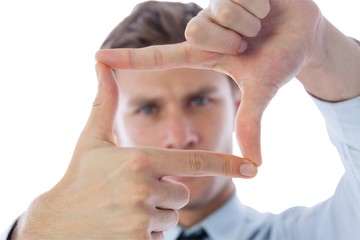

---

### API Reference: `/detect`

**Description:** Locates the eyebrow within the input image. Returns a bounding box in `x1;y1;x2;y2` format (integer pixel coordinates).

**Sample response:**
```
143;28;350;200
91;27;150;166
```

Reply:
127;97;161;109
127;86;219;108
186;86;219;99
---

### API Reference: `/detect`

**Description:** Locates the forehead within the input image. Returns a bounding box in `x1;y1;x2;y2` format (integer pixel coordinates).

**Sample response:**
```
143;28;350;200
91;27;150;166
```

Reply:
114;68;231;98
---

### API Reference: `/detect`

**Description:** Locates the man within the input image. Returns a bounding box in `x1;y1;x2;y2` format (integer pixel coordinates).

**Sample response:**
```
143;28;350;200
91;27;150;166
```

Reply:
1;3;256;240
2;1;360;240
97;0;360;239
100;2;246;238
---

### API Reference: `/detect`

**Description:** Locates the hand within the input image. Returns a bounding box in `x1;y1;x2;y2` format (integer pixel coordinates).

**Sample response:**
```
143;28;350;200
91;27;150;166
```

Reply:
13;63;256;240
95;0;322;165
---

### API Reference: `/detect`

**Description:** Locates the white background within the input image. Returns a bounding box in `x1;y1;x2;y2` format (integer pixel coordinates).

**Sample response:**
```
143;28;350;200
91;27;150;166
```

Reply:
0;0;359;231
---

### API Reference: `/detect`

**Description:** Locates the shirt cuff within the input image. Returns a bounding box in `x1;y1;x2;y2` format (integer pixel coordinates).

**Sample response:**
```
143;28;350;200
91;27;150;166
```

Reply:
0;219;18;240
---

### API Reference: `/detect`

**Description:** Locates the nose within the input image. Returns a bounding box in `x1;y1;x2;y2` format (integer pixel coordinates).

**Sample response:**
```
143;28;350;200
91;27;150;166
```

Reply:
161;113;199;149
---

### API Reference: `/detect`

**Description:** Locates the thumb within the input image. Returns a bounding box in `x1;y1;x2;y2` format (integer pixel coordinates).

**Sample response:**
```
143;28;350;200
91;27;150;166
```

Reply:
79;63;119;149
235;83;277;166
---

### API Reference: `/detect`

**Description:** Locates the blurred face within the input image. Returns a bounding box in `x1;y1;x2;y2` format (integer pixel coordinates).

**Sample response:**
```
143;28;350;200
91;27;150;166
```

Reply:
115;68;240;210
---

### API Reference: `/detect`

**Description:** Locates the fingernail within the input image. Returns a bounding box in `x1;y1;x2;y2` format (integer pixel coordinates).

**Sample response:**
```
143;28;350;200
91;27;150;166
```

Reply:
240;163;257;177
238;39;248;53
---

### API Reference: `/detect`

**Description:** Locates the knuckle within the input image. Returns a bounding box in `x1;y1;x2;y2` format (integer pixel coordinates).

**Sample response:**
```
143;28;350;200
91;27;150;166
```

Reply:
214;6;234;27
168;210;179;227
128;213;151;236
130;185;152;205
92;96;102;108
248;20;261;37
133;207;152;224
259;0;271;19
187;152;208;174
227;36;243;54
114;214;149;239
137;213;152;228
237;0;270;19
126;152;151;173
126;49;134;69
255;20;262;34
179;186;190;208
222;158;233;176
169;181;190;209
152;47;163;69
185;19;202;43
183;43;193;64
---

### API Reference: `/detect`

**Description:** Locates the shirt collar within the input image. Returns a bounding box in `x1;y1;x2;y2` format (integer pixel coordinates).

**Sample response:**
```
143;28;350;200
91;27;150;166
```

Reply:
164;193;244;240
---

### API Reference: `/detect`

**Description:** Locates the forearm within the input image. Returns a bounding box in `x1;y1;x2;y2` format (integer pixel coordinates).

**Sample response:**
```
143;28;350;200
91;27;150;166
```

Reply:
297;15;360;102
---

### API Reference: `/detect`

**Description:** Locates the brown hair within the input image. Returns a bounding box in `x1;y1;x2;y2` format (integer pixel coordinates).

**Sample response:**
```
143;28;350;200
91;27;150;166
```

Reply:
100;1;202;49
100;1;239;91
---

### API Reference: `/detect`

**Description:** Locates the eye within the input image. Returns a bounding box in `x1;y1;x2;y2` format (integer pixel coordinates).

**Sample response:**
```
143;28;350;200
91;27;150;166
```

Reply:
190;96;209;106
139;104;157;115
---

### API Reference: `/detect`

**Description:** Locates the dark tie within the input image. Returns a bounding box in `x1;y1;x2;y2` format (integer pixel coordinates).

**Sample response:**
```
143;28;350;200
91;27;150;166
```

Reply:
176;228;208;240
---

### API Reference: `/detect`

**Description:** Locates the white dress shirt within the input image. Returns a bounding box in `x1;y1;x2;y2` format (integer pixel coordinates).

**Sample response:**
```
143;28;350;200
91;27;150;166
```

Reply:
2;96;360;240
165;96;360;240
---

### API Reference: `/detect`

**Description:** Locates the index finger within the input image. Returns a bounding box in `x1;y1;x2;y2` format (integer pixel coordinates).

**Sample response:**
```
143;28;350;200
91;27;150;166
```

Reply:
142;147;258;179
95;42;224;72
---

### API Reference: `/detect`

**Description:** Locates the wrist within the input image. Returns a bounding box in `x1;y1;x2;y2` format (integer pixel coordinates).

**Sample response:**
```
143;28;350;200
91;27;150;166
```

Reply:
297;16;360;102
10;196;53;240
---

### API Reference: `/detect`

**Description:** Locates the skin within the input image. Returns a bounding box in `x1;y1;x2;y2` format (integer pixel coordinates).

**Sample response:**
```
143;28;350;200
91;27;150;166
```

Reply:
10;0;360;239
11;64;254;240
114;68;241;226
97;0;360;166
